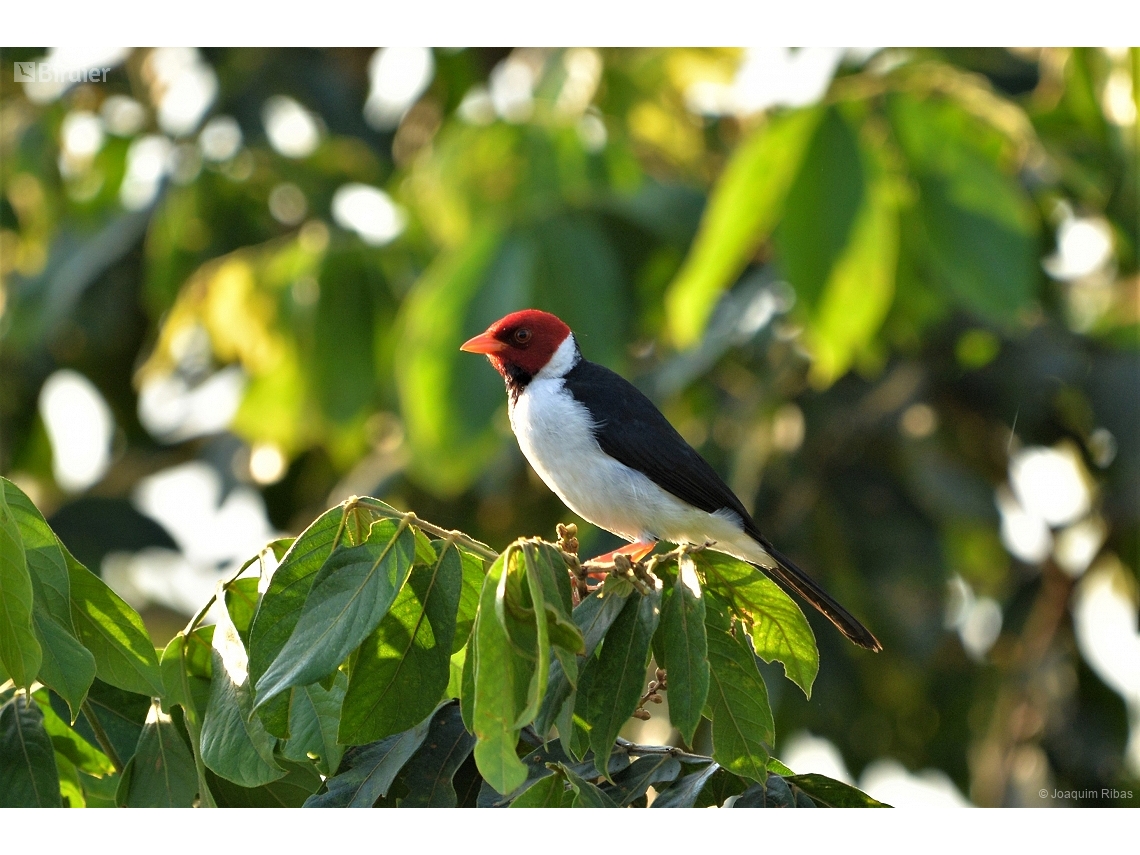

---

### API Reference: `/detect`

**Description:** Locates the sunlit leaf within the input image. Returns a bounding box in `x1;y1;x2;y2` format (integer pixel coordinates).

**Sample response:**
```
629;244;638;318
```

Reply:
57;679;149;771
0;482;40;691
254;518;415;710
34;690;114;777
65;550;163;698
200;605;283;788
696;551;818;699
32;609;96;722
786;773;891;807
339;541;462;744
0;694;62;807
666;107;823;346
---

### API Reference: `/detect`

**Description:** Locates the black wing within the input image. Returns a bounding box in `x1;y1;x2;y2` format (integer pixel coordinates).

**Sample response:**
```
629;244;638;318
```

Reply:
563;358;882;652
562;358;761;539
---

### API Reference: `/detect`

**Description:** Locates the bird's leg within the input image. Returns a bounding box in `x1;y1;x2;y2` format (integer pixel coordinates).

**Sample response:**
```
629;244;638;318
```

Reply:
583;542;656;580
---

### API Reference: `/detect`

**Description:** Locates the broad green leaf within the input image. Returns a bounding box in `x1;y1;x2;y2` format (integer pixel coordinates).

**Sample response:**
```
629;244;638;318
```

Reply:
650;762;720;808
479;740;632;807
562;763;618;807
453;547;487;652
200;605;283;788
206;760;323;807
0;694;62;807
0;483;40;691
666;106;824;346
696;551;818;698
535;577;631;739
32;608;96;721
304;713;434;807
734;774;815;807
254;518;415;709
398;702;477;807
225;577;261;641
888;93;1038;323
602;754;683;806
3;478;72;628
78;767;121;807
447;647;465;699
59;679;149;771
509;769;569;807
786;773;891;807
55;751;85;807
159;627;213;717
659;556;709;744
121;701;197;807
339;541;462;744
65;550;163;698
247;505;347;689
581;586;662;778
34;690;115;777
282;671;347;776
471;553;531;795
703;602;775;783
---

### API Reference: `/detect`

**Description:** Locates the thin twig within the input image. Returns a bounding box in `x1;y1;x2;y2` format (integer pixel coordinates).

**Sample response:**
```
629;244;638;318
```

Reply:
353;497;499;560
614;737;714;765
81;698;123;774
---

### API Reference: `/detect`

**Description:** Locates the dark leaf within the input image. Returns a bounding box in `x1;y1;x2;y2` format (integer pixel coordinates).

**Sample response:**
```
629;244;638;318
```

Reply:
398;702;477;807
282;670;347;776
0;694;62;807
659;556;709;743
121;701;198;807
305;711;434;807
581;586;661;778
62;679;149;770
603;753;683;806
207;760;324;807
34;690;114;777
650;762;720;808
562;763;618;807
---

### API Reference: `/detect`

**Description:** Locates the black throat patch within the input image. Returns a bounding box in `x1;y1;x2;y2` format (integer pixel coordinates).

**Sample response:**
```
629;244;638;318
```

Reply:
504;364;533;404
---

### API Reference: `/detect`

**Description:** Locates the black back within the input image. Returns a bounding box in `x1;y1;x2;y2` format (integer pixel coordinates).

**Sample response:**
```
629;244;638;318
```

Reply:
562;358;762;541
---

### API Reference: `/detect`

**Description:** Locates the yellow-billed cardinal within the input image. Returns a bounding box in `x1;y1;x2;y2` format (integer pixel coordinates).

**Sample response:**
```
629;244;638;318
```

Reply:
461;309;881;651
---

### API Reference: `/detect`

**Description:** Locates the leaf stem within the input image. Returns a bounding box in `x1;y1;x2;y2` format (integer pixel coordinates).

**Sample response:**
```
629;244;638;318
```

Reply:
352;496;499;560
80;698;123;774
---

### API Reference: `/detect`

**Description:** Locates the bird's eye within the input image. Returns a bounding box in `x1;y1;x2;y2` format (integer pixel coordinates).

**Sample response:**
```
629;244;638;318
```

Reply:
513;328;532;345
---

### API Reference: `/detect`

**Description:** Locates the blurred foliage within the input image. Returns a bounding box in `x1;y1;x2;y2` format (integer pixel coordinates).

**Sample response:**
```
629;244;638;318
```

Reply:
1;46;1138;807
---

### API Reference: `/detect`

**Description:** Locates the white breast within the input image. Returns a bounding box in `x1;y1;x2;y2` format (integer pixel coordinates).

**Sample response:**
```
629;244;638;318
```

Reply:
509;337;769;564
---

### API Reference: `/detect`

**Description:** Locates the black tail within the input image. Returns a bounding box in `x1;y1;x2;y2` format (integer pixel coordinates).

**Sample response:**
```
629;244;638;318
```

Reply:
756;537;882;652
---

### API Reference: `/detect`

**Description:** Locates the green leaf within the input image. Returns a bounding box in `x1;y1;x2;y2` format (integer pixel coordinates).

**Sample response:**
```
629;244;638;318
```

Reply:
61;680;148;771
786;773;891;807
247;505;347;690
200;606;283;788
452;548;486;653
659;556;709;744
32;608;96;722
650;762;719;808
55;750;85;807
304;712;434;807
734;774;815;807
888;93;1038;323
206;760;324;807
696;551;818;699
471;552;531;795
397;702;477;807
666;106;824;347
121;701;198;807
509;769;569;807
0;694;62;807
159;627;213;717
225;577;261;641
66;550;163;698
703;600;774;782
562;763;618;807
34;690;115;777
603;754;683;806
254;518;415;710
282;671;347;776
339;540;462;744
581;586;662;778
480;741;633;807
535;577;631;738
0;483;40;691
3;478;72;629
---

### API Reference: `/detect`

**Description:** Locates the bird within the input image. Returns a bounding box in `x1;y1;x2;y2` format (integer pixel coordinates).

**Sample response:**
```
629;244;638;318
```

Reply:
460;309;881;652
